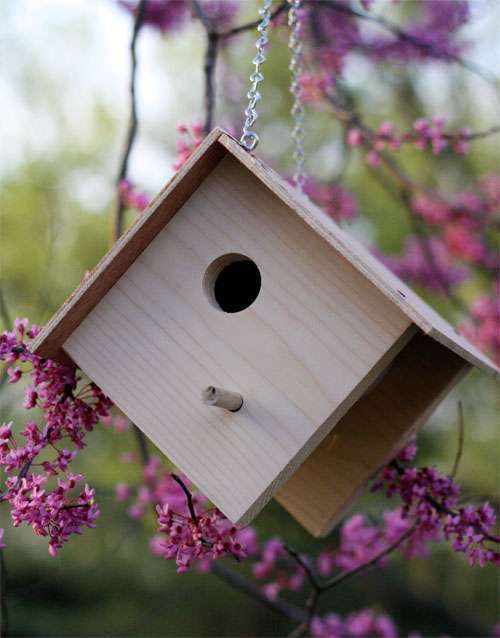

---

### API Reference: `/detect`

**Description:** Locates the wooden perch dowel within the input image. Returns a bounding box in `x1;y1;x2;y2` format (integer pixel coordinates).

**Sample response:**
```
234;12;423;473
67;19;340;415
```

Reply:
202;386;243;412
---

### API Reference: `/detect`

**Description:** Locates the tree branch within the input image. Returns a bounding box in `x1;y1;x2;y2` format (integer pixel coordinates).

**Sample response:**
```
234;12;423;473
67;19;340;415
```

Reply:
451;401;465;480
191;1;220;134
220;1;288;37
209;561;307;624
284;545;320;592
314;0;500;89
0;550;8;638
112;0;147;242
170;473;198;522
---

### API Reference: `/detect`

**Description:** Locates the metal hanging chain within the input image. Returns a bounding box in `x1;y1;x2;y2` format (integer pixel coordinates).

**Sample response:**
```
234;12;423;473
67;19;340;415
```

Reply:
240;0;306;190
287;0;306;190
240;0;273;152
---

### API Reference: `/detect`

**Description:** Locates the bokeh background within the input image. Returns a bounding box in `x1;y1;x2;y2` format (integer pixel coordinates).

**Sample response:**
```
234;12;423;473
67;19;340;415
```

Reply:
0;1;499;636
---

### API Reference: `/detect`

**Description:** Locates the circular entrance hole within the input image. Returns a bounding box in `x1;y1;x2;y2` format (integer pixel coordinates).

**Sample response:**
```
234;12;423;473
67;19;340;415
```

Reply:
204;254;261;313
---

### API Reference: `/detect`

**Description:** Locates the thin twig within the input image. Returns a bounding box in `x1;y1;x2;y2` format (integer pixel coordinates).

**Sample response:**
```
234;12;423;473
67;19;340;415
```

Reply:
451;401;465;479
284;545;320;592
314;0;500;89
202;32;219;134
321;523;417;591
111;0;151;465
324;89;481;317
219;0;499;90
209;561;307;624
220;1;288;37
0;291;11;330
0;550;8;638
191;1;220;134
170;473;198;522
112;0;147;242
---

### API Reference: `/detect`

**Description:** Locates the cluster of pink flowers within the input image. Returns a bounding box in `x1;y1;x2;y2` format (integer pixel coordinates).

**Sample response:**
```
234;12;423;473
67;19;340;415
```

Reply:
460;285;500;365
252;537;305;601
347;117;472;168
311;608;398;638
374;443;499;568
367;0;470;62
155;499;248;573
412;176;499;271
114;455;251;572
7;471;98;557
117;455;207;520
316;507;427;579
378;236;467;293
377;173;499;361
0;319;112;555
303;177;358;223
174;122;204;170
300;71;335;105
119;179;151;213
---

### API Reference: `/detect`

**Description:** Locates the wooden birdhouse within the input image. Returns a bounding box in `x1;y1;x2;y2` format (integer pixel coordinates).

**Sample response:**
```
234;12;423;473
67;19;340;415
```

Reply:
32;128;498;537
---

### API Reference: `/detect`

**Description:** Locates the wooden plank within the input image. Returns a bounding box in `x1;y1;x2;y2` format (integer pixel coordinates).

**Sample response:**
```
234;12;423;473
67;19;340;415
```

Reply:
62;154;412;526
275;332;471;537
217;133;498;376
32;128;229;362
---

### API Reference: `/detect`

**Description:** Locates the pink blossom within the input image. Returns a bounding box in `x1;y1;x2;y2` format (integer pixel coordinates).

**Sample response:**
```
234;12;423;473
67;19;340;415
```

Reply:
155;493;248;573
174;122;204;170
8;472;99;557
0;319;112;555
118;0;189;33
379;236;467;292
115;483;130;502
367;149;381;168
312;609;398;638
7;367;21;383
300;72;334;104
197;0;239;30
119;179;150;213
367;1;470;62
303;177;358;222
347;127;363;146
374;450;499;567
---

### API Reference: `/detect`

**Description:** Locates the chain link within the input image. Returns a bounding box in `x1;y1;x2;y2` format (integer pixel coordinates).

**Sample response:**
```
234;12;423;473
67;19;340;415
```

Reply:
240;0;273;151
287;0;306;190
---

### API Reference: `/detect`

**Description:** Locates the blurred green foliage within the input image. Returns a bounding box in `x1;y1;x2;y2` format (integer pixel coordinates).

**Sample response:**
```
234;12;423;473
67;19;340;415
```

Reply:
0;1;498;636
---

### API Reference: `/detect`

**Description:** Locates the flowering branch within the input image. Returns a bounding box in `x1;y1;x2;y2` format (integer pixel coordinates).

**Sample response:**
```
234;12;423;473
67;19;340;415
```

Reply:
170;473;198;522
314;0;500;87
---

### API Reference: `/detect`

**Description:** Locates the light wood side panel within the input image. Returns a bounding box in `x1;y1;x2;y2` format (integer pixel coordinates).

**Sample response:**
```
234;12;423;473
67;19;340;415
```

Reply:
276;332;471;537
63;154;412;526
32;128;228;362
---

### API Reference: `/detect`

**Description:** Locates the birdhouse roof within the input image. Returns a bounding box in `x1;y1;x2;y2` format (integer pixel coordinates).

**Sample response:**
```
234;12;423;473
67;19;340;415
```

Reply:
32;127;498;376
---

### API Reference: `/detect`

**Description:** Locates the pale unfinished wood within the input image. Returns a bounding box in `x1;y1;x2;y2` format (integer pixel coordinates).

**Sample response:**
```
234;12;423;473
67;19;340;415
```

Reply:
31;128;228;362
202;386;244;412
33;129;498;376
62;154;412;526
276;332;470;537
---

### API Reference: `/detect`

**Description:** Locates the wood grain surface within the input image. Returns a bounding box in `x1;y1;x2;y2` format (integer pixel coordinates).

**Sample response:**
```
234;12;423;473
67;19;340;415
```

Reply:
62;154;412;525
276;332;470;536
